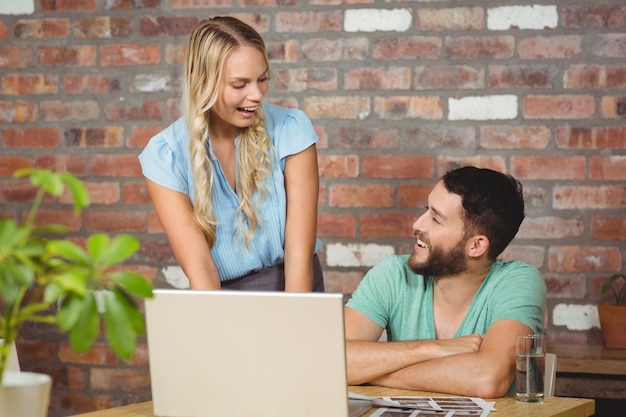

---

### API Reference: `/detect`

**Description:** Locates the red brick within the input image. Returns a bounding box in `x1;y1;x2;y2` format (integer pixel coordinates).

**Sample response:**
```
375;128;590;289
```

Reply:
0;21;7;39
15;339;57;361
556;126;626;149
445;36;514;59
170;0;234;8
59;342;119;365
64;127;124;147
321;270;365;294
564;65;603;88
139;239;175;262
554;185;626;209
40;0;98;11
363;155;433;179
543;273;588;299
139;16;198;37
90;154;143;177
373;96;443;119
127;126;164;148
606;65;626;87
360;213;416;238
32;209;83;231
500;244;545;269
37;46;97;67
328;184;394;208
481;125;550;149
592;34;626;58
332;127;398;149
64;74;121;94
415;65;484;90
523;95;595;119
517;216;585;239
417;7;484;31
74;17;133;39
398;185;434;208
304;96;370;119
548;245;622;273
164;44;186;65
563;5;626;28
0;156;32;176
0;178;36;202
104;100;164;121
0;101;37;123
13;19;70;39
345;67;411;90
148;211;164;233
518;36;583;59
59;393;114;415
106;0;161;9
317;213;356;238
273;68;338;92
511;155;586;180
79;182;120;205
489;65;557;88
35;155;88;175
90;368;151;391
0;46;35;68
318;155;359;178
122;182;151;205
591;216;626;240
41;100;99;121
406;127;475;150
100;44;160;66
372;37;441;60
275;11;342;32
589;155;626;180
84;210;147;232
266;40;300;62
600;96;626;118
2;74;58;95
302;38;368;61
2;127;60;148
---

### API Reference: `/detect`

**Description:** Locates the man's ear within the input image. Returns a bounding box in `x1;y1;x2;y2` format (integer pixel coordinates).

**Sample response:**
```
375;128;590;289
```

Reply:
467;235;489;258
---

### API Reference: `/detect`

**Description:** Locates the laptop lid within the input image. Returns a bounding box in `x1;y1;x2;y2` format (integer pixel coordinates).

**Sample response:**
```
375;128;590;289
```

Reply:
145;289;363;417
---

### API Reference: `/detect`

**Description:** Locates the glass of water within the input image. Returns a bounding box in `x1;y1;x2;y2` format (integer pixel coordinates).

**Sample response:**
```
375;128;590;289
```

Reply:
516;334;546;403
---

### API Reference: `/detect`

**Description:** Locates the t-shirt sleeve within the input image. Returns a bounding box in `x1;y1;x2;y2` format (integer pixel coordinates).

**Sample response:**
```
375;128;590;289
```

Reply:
491;262;547;334
345;256;403;330
138;129;189;195
272;107;318;167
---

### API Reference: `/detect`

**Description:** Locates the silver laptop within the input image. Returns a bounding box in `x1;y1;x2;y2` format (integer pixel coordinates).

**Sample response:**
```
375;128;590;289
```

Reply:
145;289;372;417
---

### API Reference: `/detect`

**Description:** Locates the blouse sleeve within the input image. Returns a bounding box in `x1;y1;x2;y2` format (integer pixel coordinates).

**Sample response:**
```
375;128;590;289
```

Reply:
138;120;191;195
268;105;318;169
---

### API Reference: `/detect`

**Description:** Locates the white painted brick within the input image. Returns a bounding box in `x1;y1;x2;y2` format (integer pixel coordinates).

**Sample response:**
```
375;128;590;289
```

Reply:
0;0;34;14
344;9;412;33
448;95;517;121
162;265;190;288
487;5;558;30
552;303;600;331
325;243;395;267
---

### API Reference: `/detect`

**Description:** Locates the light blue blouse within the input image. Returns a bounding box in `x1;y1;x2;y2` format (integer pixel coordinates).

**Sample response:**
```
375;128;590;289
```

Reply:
138;103;321;281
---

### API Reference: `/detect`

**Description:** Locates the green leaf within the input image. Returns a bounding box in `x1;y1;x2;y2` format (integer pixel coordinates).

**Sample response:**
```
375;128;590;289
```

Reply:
68;292;99;354
47;240;91;266
56;293;87;331
103;290;136;360
60;172;90;214
31;169;64;197
87;234;110;264
110;271;153;299
50;268;90;297
113;287;146;335
102;234;140;266
0;263;34;304
43;281;65;304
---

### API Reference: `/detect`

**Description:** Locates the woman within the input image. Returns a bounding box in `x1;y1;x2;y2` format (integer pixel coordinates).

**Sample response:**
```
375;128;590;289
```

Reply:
139;16;323;292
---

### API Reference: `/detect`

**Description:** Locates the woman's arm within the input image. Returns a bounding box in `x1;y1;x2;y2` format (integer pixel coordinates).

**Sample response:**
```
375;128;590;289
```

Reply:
145;178;221;290
283;144;319;292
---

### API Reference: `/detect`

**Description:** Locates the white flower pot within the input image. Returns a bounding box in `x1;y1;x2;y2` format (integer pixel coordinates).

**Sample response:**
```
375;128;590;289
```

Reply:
0;371;52;417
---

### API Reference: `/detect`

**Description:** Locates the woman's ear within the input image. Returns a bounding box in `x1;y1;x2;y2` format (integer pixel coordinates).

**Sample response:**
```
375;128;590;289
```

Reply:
467;235;489;259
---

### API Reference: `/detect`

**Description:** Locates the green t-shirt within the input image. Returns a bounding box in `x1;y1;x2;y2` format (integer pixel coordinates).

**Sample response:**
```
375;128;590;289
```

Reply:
346;255;546;341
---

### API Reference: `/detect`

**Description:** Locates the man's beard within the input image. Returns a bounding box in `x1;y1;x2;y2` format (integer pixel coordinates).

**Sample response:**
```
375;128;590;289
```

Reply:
408;237;468;277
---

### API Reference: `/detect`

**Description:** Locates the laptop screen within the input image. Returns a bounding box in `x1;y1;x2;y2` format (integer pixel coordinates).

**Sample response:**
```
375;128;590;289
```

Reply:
145;289;355;417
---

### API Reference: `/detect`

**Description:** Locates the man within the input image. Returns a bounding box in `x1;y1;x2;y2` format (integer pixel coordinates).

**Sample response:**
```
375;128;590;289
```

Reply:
344;166;546;398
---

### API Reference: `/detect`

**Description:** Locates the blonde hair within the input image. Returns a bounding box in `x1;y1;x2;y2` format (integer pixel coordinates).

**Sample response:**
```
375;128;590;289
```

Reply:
182;16;273;249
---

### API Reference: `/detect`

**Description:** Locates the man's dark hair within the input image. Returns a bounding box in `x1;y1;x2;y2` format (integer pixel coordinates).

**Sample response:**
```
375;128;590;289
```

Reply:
442;166;525;260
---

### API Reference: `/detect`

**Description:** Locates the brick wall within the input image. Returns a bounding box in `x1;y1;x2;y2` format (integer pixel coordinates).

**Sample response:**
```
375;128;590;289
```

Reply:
1;1;625;416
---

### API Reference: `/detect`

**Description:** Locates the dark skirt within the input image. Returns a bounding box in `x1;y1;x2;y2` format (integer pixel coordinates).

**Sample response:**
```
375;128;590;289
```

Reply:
220;254;325;292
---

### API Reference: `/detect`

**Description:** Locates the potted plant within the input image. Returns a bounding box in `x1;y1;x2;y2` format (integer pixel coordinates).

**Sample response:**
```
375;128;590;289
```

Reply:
597;273;626;349
0;168;154;417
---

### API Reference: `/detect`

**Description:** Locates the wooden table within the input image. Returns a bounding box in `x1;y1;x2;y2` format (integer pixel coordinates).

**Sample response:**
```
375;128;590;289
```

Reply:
550;344;626;400
69;385;594;417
